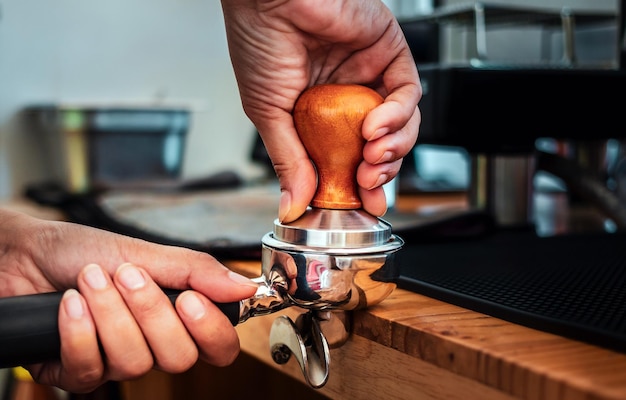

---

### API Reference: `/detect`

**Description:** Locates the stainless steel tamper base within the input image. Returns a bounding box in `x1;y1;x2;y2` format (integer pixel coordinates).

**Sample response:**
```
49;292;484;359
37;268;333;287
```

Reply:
255;207;404;388
273;208;396;249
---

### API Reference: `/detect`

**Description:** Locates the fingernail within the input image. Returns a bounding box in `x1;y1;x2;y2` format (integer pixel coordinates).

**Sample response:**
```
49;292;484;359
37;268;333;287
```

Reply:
117;263;146;290
84;264;108;290
369;173;389;190
278;191;291;223
63;289;84;320
180;292;206;320
371;127;389;140
375;151;393;164
228;270;258;288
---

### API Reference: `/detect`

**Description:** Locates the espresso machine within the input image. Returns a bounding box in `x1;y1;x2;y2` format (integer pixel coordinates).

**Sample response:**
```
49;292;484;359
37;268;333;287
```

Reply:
0;84;403;388
400;2;626;232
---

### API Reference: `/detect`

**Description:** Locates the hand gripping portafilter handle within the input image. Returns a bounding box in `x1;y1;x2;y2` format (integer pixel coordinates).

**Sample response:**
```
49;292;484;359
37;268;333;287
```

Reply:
293;84;384;210
0;290;240;368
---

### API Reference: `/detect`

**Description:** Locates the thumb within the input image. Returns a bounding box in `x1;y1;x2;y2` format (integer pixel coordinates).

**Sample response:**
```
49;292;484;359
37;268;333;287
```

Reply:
257;114;317;223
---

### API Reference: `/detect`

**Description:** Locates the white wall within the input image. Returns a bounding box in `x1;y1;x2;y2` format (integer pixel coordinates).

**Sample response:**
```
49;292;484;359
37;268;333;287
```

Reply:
0;0;258;199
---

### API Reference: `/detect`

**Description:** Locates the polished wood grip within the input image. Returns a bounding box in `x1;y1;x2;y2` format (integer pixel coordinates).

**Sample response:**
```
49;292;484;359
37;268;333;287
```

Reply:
293;84;383;209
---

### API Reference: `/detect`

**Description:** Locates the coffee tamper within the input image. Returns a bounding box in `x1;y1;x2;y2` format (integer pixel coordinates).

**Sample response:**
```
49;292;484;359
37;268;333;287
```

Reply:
0;84;403;389
255;84;404;387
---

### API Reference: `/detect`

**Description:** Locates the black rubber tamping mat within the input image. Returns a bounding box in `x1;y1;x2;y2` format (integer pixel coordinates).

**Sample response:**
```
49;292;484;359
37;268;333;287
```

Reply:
396;230;626;353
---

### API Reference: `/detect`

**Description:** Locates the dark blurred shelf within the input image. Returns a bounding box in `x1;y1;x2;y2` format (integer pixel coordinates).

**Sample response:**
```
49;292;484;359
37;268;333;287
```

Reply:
403;2;617;28
417;64;626;153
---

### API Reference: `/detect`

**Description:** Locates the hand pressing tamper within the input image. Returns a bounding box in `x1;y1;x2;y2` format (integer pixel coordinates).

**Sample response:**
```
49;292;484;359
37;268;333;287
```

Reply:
0;84;403;389
259;84;404;387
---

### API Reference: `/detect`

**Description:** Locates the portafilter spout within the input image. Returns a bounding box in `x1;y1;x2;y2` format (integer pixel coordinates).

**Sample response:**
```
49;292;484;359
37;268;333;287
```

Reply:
0;84;403;389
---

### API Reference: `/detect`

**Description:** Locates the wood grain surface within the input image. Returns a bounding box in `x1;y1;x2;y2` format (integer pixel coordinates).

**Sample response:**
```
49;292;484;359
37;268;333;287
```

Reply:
228;260;626;400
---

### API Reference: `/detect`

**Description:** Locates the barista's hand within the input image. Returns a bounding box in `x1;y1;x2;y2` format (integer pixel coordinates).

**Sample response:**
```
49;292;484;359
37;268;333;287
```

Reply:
221;0;421;223
0;209;258;393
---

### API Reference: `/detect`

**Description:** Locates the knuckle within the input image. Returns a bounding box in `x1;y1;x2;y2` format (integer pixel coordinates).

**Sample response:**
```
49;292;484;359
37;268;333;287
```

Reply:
72;368;105;390
157;347;198;374
210;347;240;367
210;336;241;367
129;295;163;317
109;354;153;381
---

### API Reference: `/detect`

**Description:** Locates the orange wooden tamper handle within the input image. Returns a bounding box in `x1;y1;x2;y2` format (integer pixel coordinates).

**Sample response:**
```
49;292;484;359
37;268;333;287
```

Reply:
293;84;383;209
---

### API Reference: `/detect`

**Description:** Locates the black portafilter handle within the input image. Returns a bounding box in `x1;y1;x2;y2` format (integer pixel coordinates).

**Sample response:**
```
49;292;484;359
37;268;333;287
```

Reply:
0;289;241;368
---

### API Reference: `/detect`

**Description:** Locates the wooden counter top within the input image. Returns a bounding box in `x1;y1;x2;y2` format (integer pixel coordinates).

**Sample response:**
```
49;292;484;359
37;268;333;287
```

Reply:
227;260;626;400
4;195;626;400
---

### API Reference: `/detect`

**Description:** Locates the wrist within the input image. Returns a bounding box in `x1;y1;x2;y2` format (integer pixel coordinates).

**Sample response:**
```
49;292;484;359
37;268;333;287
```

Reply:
0;210;49;297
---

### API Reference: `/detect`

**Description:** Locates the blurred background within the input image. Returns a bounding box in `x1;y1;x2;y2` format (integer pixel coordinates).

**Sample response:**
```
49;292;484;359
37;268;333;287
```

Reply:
0;0;259;200
0;0;619;200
